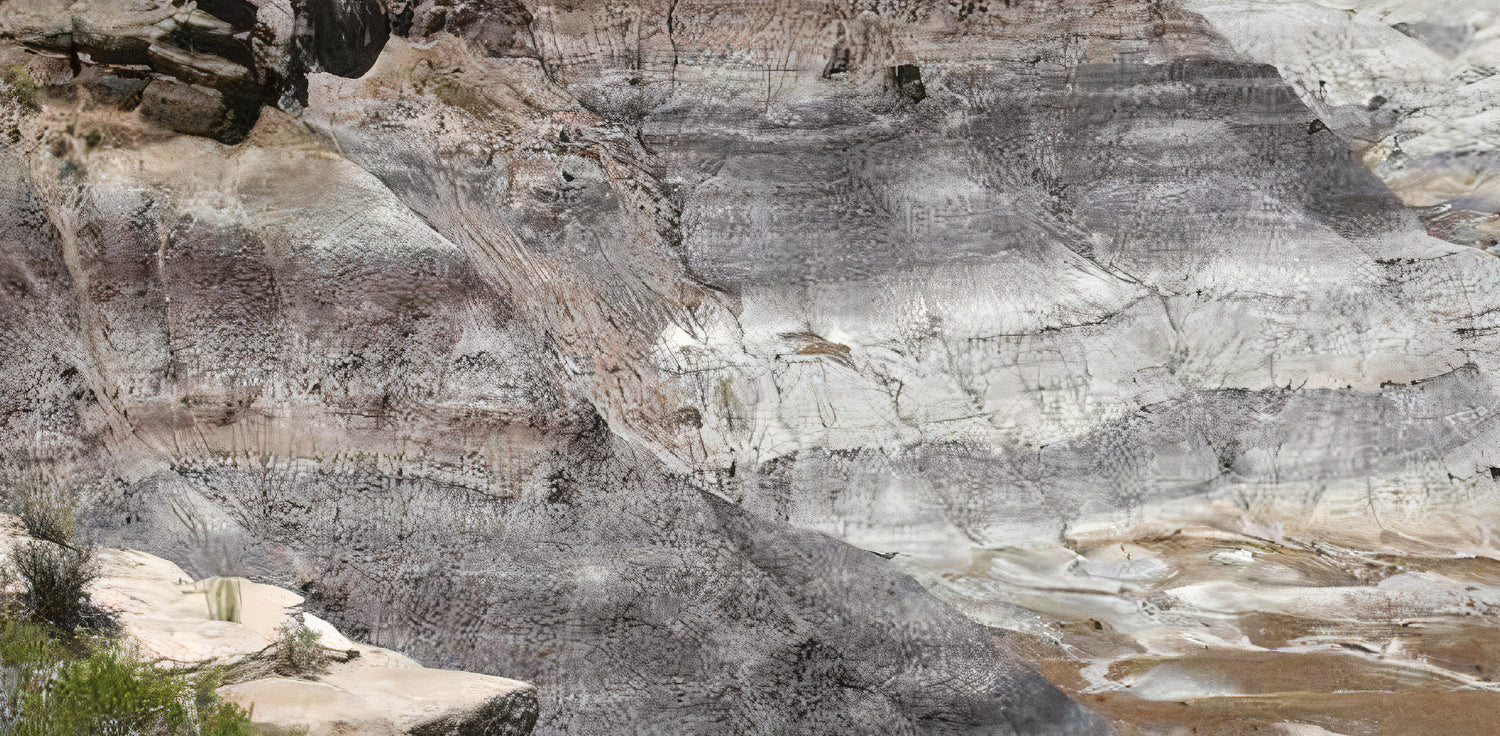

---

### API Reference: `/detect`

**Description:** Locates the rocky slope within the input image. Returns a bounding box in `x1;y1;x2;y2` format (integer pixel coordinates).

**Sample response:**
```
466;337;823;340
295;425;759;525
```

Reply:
0;0;1496;734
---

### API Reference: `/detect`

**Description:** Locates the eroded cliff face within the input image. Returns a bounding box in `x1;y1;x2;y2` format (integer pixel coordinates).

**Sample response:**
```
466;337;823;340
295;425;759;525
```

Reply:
0;0;1497;733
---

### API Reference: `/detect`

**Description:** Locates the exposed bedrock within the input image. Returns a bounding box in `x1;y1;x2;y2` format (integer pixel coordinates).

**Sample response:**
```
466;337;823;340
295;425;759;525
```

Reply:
0;82;1116;735
1176;0;1500;245
388;0;538;58
126;422;1114;734
0;0;1495;734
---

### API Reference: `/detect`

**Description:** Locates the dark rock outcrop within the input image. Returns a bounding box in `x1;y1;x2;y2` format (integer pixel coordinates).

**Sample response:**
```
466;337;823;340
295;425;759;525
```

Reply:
293;0;389;79
0;0;394;141
137;79;234;139
390;0;537;58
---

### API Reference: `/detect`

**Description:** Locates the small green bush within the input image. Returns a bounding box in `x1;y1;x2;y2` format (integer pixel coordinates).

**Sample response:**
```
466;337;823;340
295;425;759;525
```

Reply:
271;619;328;677
0;66;38;110
0;606;67;669
0;549;257;735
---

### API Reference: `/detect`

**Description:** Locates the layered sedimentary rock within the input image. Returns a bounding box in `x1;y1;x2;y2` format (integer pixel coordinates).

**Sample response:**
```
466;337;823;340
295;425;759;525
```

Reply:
0;0;1497;734
1179;0;1500;245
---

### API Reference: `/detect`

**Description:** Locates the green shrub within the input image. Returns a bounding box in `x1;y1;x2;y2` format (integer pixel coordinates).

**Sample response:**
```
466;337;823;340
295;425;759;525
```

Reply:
5;642;256;736
10;541;106;636
271;619;328;677
0;66;38;111
222;617;356;686
0;607;67;669
0;567;257;735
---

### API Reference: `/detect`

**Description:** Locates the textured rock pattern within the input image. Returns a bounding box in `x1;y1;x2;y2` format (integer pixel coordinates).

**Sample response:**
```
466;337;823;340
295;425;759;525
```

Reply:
0;0;1496;734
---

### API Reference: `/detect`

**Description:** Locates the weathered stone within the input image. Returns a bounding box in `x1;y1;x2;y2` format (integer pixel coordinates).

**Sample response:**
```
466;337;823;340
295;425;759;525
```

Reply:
395;0;537;58
137;79;233;139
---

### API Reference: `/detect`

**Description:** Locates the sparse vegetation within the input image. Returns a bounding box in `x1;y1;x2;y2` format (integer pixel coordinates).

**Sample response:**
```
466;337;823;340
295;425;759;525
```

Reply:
10;541;105;636
209;109;240;144
1;633;257;736
221;616;357;686
19;495;78;550
0;494;258;735
0;64;38;147
0;65;38;111
9;494;104;637
270;619;329;677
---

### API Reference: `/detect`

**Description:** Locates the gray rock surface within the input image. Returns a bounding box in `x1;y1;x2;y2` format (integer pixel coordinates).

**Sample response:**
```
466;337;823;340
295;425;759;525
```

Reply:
0;0;1495;734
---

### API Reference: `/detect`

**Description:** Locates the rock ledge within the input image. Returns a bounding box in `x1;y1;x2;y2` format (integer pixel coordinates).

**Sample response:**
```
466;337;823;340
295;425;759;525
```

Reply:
0;515;538;736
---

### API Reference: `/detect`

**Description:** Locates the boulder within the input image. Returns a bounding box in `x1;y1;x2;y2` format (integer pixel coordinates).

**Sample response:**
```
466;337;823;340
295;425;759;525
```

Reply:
0;0;395;140
294;0;389;78
137;80;232;139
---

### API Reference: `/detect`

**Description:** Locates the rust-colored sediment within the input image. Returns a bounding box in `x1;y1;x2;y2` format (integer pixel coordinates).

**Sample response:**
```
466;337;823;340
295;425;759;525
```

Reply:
970;494;1500;736
1009;628;1500;735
